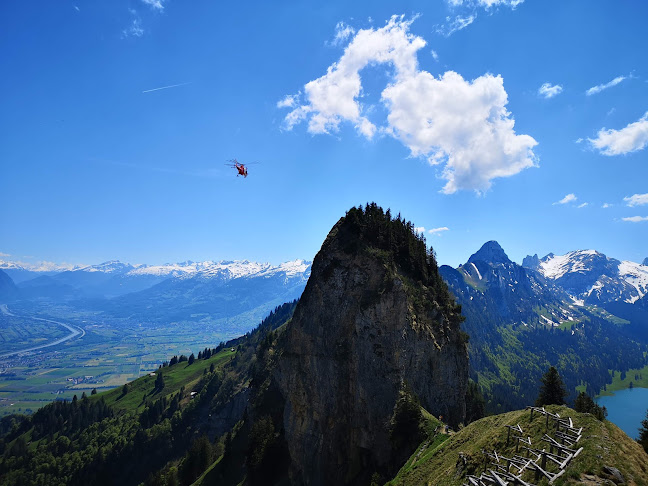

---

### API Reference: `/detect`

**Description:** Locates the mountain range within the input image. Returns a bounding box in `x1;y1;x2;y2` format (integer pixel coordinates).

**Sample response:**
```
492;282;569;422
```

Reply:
1;205;645;486
0;259;312;334
441;241;648;411
522;250;648;305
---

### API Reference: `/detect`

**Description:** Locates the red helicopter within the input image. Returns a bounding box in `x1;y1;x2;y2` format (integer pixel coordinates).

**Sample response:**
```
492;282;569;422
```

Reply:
225;159;257;178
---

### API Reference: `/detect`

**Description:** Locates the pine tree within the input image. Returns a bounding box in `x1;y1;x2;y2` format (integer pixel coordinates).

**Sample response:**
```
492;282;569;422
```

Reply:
535;366;567;406
155;372;165;391
638;408;648;454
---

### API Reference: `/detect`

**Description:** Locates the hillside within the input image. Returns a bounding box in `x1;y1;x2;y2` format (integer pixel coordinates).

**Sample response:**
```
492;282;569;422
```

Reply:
388;405;648;486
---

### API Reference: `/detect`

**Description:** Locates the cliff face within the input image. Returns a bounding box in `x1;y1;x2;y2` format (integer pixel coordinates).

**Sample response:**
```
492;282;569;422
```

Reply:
276;205;469;485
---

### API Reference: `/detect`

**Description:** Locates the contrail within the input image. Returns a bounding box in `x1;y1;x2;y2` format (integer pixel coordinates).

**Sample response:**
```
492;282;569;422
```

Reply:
142;82;191;93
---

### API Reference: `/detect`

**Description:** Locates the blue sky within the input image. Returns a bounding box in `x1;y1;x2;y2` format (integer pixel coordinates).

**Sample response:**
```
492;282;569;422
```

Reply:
1;0;647;268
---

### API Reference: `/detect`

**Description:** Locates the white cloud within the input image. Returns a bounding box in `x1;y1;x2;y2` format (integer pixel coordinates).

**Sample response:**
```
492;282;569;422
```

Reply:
622;216;648;223
0;252;10;257
602;203;612;208
589;112;648;156
554;193;577;205
448;0;524;7
585;75;627;96
428;227;450;235
415;226;426;233
538;82;562;99
437;15;476;37
123;11;144;38
575;138;583;144
577;202;589;208
141;0;164;10
431;49;439;61
330;21;355;46
277;93;300;109
74;5;80;12
440;0;522;36
624;193;648;207
280;16;538;194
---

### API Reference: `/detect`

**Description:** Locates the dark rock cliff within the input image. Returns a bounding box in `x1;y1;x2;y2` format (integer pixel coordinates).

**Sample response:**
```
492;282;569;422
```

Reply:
275;204;469;485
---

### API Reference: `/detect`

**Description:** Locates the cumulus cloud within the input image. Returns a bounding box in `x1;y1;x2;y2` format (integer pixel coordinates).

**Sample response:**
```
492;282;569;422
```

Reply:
602;203;612;208
415;226;426;233
141;0;164;10
589;112;648;155
585;75;627;96
577;202;589;208
428;227;450;235
0;252;10;257
431;49;439;61
554;193;577;205
538;82;562;99
624;193;648;207
622;216;648;223
280;16;538;194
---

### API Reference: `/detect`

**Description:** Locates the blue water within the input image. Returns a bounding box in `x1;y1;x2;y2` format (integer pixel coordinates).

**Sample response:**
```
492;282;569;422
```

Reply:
595;387;648;439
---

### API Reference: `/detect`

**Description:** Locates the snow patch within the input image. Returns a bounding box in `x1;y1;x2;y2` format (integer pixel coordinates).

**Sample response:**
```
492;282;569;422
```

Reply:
538;250;601;279
470;262;482;280
619;260;648;300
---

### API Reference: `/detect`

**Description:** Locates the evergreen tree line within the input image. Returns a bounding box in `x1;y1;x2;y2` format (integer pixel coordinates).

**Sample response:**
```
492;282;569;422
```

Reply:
340;203;460;316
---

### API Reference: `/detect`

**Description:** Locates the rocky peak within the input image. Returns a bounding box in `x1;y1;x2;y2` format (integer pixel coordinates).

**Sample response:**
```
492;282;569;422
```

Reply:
276;204;468;485
643;257;648;266
468;240;511;265
522;254;540;270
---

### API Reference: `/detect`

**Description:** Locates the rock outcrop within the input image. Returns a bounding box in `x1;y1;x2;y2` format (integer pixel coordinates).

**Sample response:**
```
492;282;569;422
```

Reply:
276;205;468;485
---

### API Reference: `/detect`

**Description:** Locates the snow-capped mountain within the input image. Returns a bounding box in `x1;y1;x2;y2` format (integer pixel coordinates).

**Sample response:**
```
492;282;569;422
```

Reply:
522;250;648;305
438;241;648;411
0;260;84;283
8;257;312;300
127;259;311;282
96;259;311;325
441;241;576;329
76;260;142;274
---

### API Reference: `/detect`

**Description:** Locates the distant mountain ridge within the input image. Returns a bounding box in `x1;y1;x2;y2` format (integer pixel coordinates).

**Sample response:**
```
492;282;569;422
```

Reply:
522;250;648;305
1;258;310;280
3;258;312;299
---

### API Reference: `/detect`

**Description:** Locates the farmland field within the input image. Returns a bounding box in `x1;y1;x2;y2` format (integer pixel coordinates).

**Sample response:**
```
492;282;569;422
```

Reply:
0;301;245;416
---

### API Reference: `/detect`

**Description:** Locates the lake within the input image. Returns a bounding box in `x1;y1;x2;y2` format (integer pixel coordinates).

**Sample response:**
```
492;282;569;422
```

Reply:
596;387;648;439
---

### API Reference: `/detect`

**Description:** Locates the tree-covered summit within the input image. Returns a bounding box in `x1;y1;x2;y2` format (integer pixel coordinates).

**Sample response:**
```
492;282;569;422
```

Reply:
335;203;440;283
331;203;460;317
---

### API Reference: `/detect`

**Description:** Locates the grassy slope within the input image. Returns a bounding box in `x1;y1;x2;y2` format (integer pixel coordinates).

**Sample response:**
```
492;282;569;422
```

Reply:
599;363;648;395
94;348;235;412
388;405;648;486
